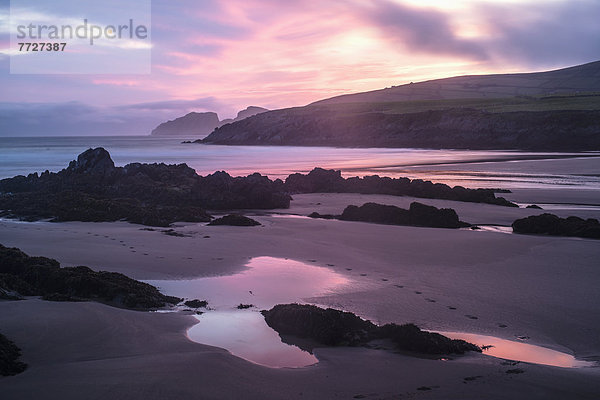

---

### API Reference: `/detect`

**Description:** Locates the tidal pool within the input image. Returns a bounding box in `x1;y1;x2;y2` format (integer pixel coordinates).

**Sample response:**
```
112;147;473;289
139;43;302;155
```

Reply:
146;257;352;368
439;331;595;368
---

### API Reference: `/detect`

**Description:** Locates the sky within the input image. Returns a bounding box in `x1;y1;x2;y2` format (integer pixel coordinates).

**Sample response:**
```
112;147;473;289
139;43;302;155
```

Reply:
0;0;599;136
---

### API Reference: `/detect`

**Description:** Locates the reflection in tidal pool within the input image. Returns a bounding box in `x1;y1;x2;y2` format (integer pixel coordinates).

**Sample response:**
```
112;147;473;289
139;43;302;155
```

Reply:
438;331;594;368
188;311;317;368
146;257;351;368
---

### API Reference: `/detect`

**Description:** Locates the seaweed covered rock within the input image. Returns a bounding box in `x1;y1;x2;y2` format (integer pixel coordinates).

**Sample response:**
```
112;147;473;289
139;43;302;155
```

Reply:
379;323;480;354
0;333;27;376
184;299;208;308
512;214;600;239
207;214;261;226
262;304;376;346
0;148;291;226
0;244;181;309
285;168;517;207
339;202;469;228
262;304;481;355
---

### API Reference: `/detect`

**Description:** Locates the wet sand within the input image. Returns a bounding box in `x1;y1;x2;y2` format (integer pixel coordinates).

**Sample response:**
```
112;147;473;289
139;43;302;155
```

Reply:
1;192;600;399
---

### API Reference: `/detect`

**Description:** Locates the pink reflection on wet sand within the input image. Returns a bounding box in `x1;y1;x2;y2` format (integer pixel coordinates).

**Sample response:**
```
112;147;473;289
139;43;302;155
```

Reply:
439;331;594;368
188;311;318;368
148;256;351;309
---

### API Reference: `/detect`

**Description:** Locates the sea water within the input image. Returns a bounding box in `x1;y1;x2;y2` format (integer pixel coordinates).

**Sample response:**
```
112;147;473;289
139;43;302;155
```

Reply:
1;135;599;191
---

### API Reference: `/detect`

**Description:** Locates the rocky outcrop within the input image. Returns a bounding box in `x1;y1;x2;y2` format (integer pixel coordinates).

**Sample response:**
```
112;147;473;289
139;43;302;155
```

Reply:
152;107;269;136
339;202;469;228
0;333;27;376
0;148;291;226
262;304;480;355
285;168;517;207
512;214;600;239
184;299;208;308
207;214;261;226
151;112;220;136
0;244;181;309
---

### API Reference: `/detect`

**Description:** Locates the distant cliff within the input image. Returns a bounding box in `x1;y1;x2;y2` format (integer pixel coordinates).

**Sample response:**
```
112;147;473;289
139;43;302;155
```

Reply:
151;106;268;136
218;106;269;126
151;112;220;136
200;107;600;151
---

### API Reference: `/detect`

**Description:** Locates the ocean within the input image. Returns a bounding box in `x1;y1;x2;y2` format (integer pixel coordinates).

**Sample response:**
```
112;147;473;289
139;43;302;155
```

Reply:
1;135;599;190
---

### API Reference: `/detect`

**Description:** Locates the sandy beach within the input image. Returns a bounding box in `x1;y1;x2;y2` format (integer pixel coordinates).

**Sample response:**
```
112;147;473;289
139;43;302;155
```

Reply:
1;190;599;399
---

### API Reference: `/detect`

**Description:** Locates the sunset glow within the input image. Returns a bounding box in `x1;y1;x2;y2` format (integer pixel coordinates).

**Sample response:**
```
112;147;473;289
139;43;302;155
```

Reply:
1;0;599;134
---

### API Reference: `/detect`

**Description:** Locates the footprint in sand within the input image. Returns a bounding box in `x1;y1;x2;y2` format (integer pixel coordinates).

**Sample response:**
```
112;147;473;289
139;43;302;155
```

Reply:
394;284;404;288
448;306;457;310
414;291;422;295
465;314;478;320
203;235;211;238
497;323;508;328
346;268;352;271
307;260;317;263
425;298;436;303
327;263;335;267
381;278;388;282
360;273;367;276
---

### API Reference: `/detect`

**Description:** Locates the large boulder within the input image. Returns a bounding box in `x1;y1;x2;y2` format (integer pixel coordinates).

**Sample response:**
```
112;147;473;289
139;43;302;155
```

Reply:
339;202;469;228
262;304;376;346
512;214;600;239
207;214;261;226
67;147;115;175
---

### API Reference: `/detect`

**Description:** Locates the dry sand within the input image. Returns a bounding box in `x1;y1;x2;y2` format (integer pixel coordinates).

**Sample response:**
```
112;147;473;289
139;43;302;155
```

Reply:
1;192;599;399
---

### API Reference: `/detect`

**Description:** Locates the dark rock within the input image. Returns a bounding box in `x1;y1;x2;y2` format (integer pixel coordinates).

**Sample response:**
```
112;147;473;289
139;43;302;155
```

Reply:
506;368;525;374
67;148;115;175
512;213;600;239
161;229;188;237
262;304;376;347
208;214;261;226
307;212;338;219
284;168;517;207
42;293;84;302
526;204;543;209
237;303;254;309
184;299;208;308
0;148;290;226
0;333;27;376
262;304;481;355
0;244;181;309
339;202;469;229
379;323;480;354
